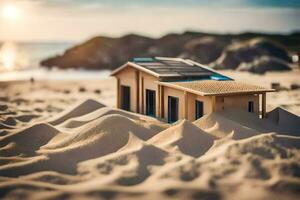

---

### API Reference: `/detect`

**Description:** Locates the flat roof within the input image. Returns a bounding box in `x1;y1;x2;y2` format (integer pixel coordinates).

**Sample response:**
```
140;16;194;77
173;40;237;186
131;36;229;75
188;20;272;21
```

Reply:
158;80;275;96
111;57;232;80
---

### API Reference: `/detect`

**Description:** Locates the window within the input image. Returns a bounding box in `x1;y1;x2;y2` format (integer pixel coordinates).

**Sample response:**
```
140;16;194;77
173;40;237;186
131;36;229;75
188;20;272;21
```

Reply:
168;96;179;123
195;100;204;120
121;86;130;111
146;89;156;117
248;101;254;113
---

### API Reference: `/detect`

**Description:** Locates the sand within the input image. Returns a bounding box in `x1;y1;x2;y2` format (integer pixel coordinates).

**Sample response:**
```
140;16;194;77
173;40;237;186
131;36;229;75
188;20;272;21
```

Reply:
0;74;300;200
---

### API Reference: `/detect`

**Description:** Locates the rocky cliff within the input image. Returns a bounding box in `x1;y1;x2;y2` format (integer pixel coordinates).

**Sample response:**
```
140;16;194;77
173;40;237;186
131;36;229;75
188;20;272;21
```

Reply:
41;32;300;73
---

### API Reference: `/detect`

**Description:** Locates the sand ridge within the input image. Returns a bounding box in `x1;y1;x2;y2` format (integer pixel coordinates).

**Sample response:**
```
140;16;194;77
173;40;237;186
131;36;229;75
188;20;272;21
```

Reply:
0;79;299;200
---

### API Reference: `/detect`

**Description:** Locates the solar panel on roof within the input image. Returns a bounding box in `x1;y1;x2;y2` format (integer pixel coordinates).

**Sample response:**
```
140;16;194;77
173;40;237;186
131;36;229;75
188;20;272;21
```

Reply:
133;58;155;62
135;62;163;65
132;58;218;79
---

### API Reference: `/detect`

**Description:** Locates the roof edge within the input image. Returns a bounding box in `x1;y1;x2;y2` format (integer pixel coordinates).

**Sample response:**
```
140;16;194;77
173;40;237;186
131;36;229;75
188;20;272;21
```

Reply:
156;81;275;96
110;62;129;76
203;89;275;96
156;81;206;96
110;62;160;77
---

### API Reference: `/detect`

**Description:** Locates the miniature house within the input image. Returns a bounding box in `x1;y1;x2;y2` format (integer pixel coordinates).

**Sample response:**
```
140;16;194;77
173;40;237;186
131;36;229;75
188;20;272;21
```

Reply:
111;57;274;123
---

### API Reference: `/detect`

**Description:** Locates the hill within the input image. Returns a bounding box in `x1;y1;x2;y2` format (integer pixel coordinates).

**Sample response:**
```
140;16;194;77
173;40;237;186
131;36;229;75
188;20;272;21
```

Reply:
41;31;300;73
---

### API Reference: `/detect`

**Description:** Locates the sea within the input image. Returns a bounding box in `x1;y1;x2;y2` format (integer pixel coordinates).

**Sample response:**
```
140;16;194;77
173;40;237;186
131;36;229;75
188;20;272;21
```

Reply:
0;41;111;81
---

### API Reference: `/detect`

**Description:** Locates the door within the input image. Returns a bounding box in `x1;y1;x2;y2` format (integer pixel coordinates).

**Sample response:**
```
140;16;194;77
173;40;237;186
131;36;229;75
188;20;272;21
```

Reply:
248;101;254;113
195;100;204;119
168;96;179;123
146;89;156;117
121;86;130;111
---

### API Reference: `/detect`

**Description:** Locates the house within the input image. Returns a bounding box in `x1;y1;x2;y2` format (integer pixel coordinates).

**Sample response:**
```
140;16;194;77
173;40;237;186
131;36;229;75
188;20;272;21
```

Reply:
111;57;274;123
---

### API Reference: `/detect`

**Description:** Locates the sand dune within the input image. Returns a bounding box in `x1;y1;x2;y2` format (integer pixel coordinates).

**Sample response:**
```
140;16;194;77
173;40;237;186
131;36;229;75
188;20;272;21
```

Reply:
149;120;216;157
194;112;259;139
0;123;60;157
217;109;299;137
0;114;165;177
15;114;40;123
1;117;18;127
58;106;168;133
78;133;171;186
49;99;105;125
43;114;160;151
0;81;299;200
0;123;14;130
268;107;300;136
156;133;300;200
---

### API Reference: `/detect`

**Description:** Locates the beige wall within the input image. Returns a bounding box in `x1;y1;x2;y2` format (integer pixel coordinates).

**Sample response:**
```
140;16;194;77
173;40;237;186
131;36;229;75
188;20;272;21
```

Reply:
163;87;214;121
162;86;260;122
115;66;159;114
215;94;259;114
115;66;138;112
163;86;186;120
187;93;214;121
141;72;159;116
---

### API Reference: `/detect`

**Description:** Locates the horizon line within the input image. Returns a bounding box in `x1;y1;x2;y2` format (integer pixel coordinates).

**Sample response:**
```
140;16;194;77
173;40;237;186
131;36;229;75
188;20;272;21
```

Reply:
1;29;300;43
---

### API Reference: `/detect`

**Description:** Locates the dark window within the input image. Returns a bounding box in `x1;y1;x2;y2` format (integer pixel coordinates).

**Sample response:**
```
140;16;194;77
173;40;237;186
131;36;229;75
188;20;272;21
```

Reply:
121;86;130;111
248;101;254;113
146;89;156;117
195;100;204;119
168;96;179;123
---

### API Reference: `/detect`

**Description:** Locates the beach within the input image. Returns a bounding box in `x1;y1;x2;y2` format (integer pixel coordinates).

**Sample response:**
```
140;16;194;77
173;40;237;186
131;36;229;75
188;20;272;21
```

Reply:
0;70;300;200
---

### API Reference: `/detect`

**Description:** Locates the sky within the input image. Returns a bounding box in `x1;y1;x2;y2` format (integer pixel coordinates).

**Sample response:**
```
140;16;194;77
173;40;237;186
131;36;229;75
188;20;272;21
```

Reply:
0;0;299;42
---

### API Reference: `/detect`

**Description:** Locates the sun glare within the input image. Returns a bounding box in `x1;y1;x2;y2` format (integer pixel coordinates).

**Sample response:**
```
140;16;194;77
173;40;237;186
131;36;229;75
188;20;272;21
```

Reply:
2;4;19;19
0;42;17;70
0;42;29;71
